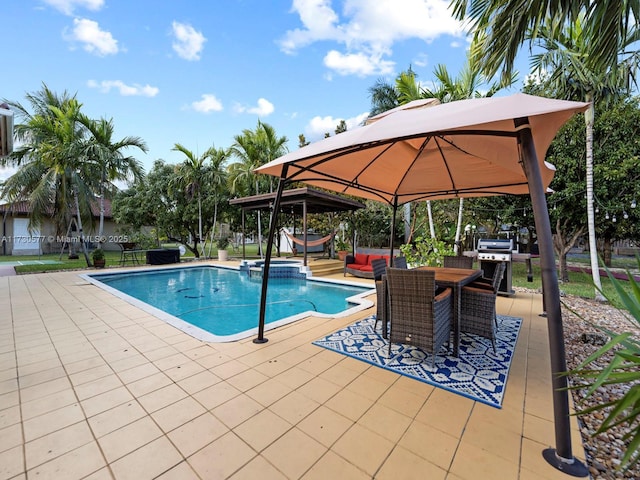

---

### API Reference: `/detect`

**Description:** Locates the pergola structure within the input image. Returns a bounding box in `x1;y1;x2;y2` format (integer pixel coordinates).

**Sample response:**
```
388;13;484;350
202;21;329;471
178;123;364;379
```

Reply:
229;187;365;265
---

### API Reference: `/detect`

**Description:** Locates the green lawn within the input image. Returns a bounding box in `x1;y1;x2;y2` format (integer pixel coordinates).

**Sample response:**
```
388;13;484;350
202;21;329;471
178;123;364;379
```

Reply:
2;242;264;274
510;260;634;308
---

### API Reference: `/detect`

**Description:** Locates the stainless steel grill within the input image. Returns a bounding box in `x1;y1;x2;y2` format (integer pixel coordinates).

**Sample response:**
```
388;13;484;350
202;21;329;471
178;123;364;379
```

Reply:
477;238;514;296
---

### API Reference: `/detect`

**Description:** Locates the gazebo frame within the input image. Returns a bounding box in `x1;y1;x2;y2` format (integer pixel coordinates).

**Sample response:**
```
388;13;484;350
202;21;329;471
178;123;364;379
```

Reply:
229;187;365;266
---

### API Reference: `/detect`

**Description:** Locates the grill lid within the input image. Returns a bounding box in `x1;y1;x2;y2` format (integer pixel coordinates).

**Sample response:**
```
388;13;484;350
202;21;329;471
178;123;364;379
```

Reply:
477;238;514;252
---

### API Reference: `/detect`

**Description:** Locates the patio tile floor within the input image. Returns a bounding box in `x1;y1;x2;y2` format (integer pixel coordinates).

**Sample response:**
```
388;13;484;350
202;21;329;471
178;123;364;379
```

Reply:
0;263;587;479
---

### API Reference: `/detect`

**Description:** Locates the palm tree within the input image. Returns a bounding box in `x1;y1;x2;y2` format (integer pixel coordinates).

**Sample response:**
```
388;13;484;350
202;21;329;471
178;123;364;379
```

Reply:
172;143;219;257
228;122;288;257
206;147;230;257
367;78;400;117
254;120;288;193
1;92;94;266
79;116;146;240
450;0;640;83
526;14;640;297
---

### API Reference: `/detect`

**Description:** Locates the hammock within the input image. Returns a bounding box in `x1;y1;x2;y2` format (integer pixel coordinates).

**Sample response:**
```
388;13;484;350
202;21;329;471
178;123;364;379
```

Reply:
283;230;335;248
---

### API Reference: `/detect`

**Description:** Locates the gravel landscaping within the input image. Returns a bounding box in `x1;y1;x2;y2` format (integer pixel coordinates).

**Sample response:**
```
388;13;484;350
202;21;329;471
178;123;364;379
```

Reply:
535;289;640;479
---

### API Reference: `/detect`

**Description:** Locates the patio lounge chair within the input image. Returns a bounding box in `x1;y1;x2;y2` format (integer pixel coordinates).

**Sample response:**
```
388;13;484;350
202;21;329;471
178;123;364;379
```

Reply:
385;268;453;369
459;261;506;352
443;255;473;269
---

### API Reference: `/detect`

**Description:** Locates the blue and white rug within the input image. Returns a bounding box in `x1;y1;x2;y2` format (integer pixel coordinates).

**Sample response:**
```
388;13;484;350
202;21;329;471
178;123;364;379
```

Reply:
313;314;522;408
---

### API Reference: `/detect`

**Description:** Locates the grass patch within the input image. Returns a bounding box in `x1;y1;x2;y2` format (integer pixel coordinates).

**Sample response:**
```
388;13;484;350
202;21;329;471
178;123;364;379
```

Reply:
511;261;631;308
5;243;267;274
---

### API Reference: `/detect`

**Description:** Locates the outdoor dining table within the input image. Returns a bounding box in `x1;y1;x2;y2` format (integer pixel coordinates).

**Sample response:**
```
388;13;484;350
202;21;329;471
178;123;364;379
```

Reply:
416;266;483;356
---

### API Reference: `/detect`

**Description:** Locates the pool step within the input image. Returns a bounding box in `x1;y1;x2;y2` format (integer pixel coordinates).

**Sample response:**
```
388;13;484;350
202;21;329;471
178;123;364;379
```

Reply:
307;259;344;277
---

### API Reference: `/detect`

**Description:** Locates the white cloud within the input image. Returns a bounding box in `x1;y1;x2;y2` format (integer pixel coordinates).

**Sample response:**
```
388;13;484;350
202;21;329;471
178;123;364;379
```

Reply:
280;0;465;76
42;0;104;15
324;50;394;76
305;111;369;140
413;53;429;67
191;94;223;113
87;80;159;97
171;21;206;61
65;18;119;56
234;98;275;116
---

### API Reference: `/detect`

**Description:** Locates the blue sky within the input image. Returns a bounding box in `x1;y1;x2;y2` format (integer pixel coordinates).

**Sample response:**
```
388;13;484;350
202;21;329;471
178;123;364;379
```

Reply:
2;0;528;181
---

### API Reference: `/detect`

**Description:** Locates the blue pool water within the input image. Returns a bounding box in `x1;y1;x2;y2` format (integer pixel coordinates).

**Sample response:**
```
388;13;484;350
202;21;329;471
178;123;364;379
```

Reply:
86;266;373;341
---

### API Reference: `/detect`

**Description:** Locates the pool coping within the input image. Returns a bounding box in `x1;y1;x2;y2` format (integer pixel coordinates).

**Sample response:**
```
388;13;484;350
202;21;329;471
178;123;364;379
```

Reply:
79;263;375;343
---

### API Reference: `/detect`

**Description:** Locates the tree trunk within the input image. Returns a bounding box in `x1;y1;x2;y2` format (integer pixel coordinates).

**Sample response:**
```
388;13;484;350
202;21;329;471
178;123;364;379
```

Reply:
98;170;105;239
558;253;568;282
197;193;203;258
74;188;92;267
427;200;435;239
404;203;411;243
454;198;464;254
552;218;585;283
584;96;605;300
207;201;218;258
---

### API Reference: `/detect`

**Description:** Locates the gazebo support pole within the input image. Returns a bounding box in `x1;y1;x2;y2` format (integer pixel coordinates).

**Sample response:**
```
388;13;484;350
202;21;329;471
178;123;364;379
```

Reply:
303;199;308;266
389;199;398;267
517;119;588;477
255;166;288;344
241;210;246;260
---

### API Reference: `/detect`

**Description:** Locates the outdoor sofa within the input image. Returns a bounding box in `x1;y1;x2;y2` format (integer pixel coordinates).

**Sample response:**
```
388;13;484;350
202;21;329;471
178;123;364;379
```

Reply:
343;252;391;278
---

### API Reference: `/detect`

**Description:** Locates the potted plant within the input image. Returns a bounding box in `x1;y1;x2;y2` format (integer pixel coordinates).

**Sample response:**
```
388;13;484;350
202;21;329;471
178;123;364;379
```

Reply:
216;235;230;261
91;248;106;268
335;237;350;261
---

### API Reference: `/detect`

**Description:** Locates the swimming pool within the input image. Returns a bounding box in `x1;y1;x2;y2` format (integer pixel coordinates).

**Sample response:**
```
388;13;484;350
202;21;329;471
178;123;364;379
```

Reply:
83;265;374;342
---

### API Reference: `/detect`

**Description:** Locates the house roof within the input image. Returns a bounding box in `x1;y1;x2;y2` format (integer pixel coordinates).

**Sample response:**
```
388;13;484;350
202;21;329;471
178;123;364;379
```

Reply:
0;198;113;219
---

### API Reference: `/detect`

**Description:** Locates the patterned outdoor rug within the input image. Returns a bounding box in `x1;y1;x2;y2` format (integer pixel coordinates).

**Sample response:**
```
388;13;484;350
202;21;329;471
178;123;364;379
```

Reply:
313;314;522;408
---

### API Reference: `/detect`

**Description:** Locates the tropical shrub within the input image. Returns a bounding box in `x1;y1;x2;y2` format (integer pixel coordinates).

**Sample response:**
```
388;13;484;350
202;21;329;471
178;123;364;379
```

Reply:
216;235;230;250
570;257;640;471
399;236;454;267
91;248;105;261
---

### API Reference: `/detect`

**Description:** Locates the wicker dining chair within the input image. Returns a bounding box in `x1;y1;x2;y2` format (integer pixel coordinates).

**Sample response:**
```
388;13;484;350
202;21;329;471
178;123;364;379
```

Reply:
459;261;506;351
371;258;389;337
385;268;453;369
443;255;473;269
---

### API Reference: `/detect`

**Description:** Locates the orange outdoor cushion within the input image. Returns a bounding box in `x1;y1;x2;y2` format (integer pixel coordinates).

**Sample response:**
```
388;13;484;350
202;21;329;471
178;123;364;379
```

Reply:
354;253;369;265
367;254;388;266
348;264;368;270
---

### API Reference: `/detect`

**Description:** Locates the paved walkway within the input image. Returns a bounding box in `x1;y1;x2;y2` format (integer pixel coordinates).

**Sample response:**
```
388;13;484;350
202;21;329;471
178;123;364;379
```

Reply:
0;265;16;276
0;264;586;479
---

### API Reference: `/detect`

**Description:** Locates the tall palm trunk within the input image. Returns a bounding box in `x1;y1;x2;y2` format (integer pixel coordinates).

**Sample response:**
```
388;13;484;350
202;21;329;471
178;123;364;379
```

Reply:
197;192;203;258
584;95;604;299
98;194;105;239
403;203;411;242
454;198;464;254
98;169;105;239
74;187;92;267
427;201;436;239
207;201;219;259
